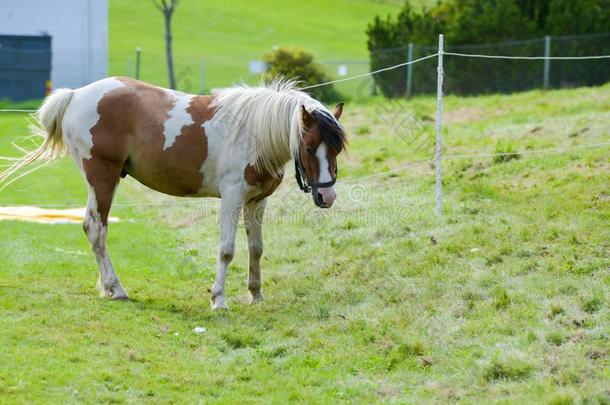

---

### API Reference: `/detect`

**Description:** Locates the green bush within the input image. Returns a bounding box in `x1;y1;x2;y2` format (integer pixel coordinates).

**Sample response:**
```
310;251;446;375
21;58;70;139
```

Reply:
366;3;442;97
366;0;610;97
546;0;610;35
448;0;536;44
263;47;342;102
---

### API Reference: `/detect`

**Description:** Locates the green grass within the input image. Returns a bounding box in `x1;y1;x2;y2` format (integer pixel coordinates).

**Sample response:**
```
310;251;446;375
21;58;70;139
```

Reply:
109;0;405;92
0;84;609;402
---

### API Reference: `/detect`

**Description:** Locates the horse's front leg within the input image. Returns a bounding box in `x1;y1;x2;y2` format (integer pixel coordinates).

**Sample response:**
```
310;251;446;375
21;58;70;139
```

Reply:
211;187;243;310
243;199;267;303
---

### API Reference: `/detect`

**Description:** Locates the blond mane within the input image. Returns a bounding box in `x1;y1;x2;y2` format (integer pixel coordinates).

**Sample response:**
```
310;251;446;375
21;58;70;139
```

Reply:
211;78;329;177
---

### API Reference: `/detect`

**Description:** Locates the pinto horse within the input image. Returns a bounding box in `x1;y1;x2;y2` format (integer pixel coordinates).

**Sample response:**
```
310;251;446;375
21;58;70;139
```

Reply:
1;78;346;310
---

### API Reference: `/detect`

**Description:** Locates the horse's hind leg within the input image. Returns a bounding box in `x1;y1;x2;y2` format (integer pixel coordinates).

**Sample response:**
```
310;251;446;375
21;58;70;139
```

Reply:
82;156;128;300
244;199;267;303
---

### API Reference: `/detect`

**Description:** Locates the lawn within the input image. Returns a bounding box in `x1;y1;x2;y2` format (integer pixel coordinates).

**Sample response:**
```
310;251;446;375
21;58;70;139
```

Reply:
108;0;405;91
0;84;609;403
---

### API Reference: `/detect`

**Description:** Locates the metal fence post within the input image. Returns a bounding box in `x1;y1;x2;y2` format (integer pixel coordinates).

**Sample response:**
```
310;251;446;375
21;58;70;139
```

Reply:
543;35;551;89
135;47;141;80
406;43;414;97
435;34;444;216
200;58;206;94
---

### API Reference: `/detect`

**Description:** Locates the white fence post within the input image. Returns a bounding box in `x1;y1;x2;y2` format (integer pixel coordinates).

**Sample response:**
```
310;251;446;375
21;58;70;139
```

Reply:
543;35;551;89
435;34;444;216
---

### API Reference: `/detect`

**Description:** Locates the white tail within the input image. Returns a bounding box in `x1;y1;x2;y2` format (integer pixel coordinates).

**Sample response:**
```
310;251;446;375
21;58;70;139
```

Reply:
0;88;74;189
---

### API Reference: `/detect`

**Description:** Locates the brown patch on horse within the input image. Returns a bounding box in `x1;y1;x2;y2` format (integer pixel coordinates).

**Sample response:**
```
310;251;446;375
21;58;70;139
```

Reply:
82;158;123;225
86;77;214;200
297;106;345;185
244;164;283;203
299;124;322;183
83;80;140;224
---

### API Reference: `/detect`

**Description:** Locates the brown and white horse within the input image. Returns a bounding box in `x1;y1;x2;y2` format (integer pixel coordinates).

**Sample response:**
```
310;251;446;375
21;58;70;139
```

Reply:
1;77;346;310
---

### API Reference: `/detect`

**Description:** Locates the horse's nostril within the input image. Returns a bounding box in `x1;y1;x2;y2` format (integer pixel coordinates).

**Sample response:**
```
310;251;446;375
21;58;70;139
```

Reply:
317;192;323;202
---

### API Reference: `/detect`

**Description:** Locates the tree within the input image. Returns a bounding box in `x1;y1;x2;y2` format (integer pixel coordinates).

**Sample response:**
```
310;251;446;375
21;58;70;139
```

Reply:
366;3;444;97
152;0;179;89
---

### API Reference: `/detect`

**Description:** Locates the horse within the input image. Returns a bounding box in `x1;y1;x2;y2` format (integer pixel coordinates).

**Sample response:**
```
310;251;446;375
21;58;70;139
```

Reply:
0;77;346;310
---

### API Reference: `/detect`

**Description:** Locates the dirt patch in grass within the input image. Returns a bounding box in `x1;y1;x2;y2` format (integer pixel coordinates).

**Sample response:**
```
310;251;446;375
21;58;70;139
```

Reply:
444;106;486;124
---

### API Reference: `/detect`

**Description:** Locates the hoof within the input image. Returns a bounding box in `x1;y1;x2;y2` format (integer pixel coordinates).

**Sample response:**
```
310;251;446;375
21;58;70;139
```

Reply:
212;301;229;311
110;291;129;301
250;293;265;304
211;293;228;310
97;279;129;300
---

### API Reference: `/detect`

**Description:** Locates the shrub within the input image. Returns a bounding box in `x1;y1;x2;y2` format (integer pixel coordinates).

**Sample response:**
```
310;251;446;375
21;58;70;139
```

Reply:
263;47;341;102
546;0;610;35
366;3;443;97
447;0;536;45
366;0;610;97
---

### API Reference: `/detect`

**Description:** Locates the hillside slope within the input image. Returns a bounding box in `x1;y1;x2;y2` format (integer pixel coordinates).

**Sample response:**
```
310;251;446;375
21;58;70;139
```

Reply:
0;85;608;402
109;0;404;90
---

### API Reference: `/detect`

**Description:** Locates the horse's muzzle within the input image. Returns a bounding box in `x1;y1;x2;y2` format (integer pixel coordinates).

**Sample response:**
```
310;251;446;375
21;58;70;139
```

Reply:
312;187;333;209
313;191;327;208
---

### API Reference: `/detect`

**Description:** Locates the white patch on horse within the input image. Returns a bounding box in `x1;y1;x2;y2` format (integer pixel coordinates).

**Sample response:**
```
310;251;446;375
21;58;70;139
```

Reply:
199;119;223;195
62;77;126;161
162;91;194;150
315;143;336;206
210;79;326;177
316;143;332;183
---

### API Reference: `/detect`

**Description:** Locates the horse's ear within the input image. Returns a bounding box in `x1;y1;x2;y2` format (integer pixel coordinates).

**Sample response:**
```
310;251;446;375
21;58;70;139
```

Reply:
334;102;344;120
301;105;315;128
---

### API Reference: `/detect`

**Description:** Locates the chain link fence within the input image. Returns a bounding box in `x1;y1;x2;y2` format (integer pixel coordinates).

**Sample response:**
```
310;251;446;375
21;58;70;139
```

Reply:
321;32;610;99
115;32;609;100
371;33;610;97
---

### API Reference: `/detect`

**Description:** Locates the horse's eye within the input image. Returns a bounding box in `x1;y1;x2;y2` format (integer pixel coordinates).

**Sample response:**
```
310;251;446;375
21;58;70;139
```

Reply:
306;147;315;155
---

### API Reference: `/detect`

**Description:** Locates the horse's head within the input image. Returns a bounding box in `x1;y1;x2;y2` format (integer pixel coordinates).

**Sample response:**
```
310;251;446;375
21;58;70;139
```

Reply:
295;103;346;209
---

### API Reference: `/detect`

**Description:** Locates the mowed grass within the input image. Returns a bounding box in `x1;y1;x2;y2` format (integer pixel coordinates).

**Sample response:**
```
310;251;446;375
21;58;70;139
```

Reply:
108;0;404;91
0;84;609;402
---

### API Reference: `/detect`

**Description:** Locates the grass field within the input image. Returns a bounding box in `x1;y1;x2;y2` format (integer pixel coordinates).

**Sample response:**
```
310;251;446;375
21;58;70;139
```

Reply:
108;0;410;91
0;84;608;402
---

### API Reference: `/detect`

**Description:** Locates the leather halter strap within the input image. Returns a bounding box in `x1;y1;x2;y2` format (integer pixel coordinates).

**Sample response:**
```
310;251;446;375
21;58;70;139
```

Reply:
294;153;336;194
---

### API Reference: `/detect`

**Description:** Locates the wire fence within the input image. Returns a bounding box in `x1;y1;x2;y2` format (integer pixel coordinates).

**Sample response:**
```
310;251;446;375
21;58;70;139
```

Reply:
0;33;609;212
2;31;610;109
329;32;610;99
0;141;607;209
2;42;608;114
107;32;610;100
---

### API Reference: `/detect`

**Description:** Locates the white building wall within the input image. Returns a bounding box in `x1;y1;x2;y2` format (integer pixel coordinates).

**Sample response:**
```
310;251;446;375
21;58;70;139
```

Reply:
0;0;108;89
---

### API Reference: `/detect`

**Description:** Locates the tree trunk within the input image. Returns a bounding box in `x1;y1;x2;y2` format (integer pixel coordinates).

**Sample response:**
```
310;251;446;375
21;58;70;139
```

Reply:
164;9;176;90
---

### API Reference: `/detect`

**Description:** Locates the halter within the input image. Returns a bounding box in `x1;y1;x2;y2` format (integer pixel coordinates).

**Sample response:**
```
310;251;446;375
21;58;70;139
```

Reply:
294;152;337;197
